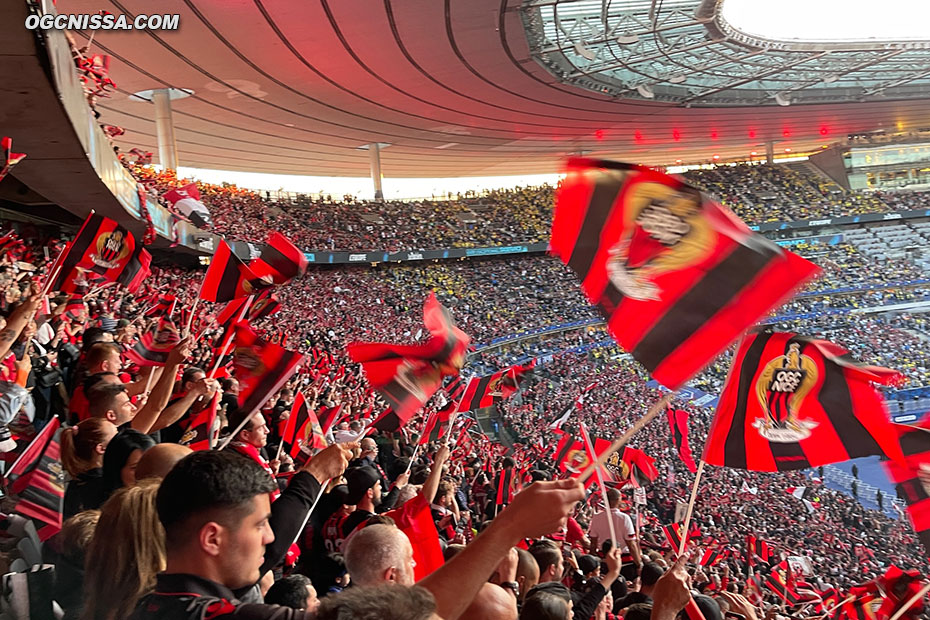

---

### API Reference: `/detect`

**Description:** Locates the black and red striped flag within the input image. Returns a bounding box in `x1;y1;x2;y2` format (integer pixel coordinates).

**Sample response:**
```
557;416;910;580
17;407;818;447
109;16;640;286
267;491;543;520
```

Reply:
232;322;304;422
316;404;342;436
663;522;686;551
419;404;455;445
454;363;532;413
495;467;515;507
876;566;925;620
250;290;281;321
668;406;698;473
550;158;819;390
370;407;412;434
621;447;659;486
348;293;469;422
125;318;180;367
49;213;151;294
443;375;467;403
199;240;270;303
747;534;773;565
699;546;727;568
704;331;905;472
180;392;219;451
6;419;64;541
883;423;930;559
145;294;177;317
281;392;327;458
832;595;878;620
249;232;308;285
765;568;801;606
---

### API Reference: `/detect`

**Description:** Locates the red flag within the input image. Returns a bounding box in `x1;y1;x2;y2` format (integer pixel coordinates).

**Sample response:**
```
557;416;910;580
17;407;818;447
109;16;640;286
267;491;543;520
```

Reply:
163;183;212;228
348;293;469;422
180;393;219;451
0;136;26;182
145;294;177;317
663;522;688;551
495;467;515;506
765;566;801;605
249;232;308;285
454;363;531;413
419;404;454;445
7;419;64;541
281;393;327;458
232;322;304;421
704;331;905;472
883;423;930;559
48;213;151;294
199;240;270;303
621;447;659;486
876;566;925;620
550;158;819;390
668;407;698;473
383;494;444;581
124;318;180;367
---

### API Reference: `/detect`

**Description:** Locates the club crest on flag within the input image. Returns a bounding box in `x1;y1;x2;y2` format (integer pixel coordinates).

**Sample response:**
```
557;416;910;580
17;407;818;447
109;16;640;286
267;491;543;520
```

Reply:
753;343;819;443
606;451;630;479
91;229;130;269
48;462;65;493
233;343;267;375
606;181;715;302
180;428;197;445
564;447;591;473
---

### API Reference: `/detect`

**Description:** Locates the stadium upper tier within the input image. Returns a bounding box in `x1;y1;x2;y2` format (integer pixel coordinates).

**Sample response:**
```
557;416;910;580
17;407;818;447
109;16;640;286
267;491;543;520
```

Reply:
132;163;930;251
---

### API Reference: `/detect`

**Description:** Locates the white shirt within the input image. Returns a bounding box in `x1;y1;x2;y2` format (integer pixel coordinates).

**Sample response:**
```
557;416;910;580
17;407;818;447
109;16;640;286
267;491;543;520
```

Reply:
587;508;635;551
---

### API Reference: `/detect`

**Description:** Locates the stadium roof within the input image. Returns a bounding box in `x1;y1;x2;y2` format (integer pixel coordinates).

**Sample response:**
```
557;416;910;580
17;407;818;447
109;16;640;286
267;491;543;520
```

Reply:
59;0;930;177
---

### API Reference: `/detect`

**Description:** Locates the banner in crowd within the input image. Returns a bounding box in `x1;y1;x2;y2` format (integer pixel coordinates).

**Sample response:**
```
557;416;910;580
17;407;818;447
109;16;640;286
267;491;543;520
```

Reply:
704;331;905;472
549;158;819;391
163;183;212;229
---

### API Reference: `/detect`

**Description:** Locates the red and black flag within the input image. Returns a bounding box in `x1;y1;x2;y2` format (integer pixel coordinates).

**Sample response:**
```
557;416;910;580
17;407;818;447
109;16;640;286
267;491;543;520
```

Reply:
747;534;773;565
249;232;308;285
663;522;688;551
765;568;801;606
232;322;304;421
883;423;930;559
124;318;180;367
876;566;925;620
621;447;659;486
145;294;177;317
250;290;281;321
348;293;469;422
443;375;467;403
550;158;819;390
832;595;878;620
370;407;412;434
495;467;515;507
199;240;270;303
0;136;26;183
316;404;342;436
704;331;905;472
180;392;219;451
49;213;151;294
668;406;698;473
419;404;454;445
699;546;727;568
6;419;64;541
553;431;580;470
455;363;531;413
281;392;327;458
217;291;280;330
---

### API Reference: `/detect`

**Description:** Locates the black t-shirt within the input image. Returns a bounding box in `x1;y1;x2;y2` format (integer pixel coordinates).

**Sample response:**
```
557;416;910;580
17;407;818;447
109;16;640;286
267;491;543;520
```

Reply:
339;509;374;539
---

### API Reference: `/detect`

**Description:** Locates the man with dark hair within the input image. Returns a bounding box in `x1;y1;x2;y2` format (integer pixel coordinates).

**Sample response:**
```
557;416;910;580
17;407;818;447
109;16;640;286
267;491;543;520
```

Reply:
87;382;136;427
314;584;438;620
158;366;218;444
528;540;564;584
131;444;352;619
616;562;665;610
264;574;319;612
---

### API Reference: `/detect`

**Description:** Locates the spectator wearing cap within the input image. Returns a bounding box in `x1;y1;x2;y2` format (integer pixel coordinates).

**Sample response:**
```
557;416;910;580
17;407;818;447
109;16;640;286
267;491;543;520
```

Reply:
339;466;384;538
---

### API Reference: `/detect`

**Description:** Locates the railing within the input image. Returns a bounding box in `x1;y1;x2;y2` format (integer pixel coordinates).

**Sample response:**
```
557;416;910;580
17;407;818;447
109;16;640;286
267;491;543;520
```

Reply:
822;465;905;519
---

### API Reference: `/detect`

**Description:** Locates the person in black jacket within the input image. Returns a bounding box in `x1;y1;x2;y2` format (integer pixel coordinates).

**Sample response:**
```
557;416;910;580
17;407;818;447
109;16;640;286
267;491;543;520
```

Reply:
130;444;353;619
60;418;117;519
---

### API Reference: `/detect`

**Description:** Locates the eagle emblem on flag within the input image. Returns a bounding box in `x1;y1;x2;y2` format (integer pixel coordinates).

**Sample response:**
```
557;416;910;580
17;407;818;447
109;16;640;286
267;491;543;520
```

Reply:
606;181;716;301
753;343;819;442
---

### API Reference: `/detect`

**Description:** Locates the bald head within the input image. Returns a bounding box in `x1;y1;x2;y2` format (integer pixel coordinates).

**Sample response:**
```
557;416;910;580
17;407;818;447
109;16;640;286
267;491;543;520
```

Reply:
135;443;193;481
344;524;416;587
463;583;518;620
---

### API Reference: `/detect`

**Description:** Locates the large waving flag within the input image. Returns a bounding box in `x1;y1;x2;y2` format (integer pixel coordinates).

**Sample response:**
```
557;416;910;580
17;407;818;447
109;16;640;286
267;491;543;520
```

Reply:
281;392;327;458
419;403;455;445
199;240;271;303
249;232;308;285
883;423;930;559
6;419;64;541
703;330;904;472
550;158;819;390
49;213;151;294
348;293;469;422
232;322;304;422
180;392;219;451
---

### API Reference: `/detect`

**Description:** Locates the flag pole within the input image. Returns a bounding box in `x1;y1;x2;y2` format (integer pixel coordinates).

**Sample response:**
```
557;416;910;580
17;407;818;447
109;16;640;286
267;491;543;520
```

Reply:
184;297;200;337
678;459;705;556
287;477;331;551
406;409;434;474
579;393;675;484
142;368;156;396
581;422;617;547
888;583;930;620
207;295;254;379
275;390;301;464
